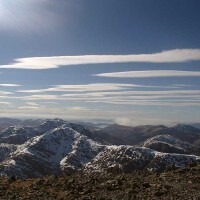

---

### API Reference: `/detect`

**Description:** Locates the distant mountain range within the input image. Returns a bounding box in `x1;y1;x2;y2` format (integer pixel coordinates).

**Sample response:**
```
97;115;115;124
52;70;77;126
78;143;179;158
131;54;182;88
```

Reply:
0;118;108;132
0;118;200;178
190;123;200;129
0;118;44;132
96;123;200;146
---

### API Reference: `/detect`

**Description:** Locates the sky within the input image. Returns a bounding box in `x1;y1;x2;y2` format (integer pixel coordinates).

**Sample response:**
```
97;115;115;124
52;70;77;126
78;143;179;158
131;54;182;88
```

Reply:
0;0;200;125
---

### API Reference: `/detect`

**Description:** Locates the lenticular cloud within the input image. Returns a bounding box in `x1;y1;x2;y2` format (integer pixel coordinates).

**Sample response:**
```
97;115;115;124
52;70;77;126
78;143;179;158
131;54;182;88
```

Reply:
0;49;200;70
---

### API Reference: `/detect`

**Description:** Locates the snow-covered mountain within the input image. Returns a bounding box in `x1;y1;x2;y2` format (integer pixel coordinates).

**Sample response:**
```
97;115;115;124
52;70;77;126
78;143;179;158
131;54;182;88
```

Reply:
0;118;98;145
0;119;200;178
0;143;18;162
85;146;200;173
143;134;198;154
0;126;40;145
0;124;105;178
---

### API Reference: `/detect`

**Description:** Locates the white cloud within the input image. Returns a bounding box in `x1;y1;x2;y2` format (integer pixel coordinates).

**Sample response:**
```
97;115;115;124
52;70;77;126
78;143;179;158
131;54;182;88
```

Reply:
17;83;180;94
84;100;200;107
0;49;200;69
91;90;200;95
172;84;193;87
17;83;140;93
66;107;100;112
40;102;58;104
18;106;41;110
0;102;11;105
22;95;59;101
59;90;200;99
61;93;200;101
114;118;136;126
18;91;200;107
0;84;21;87
95;70;200;78
26;102;40;106
0;91;13;95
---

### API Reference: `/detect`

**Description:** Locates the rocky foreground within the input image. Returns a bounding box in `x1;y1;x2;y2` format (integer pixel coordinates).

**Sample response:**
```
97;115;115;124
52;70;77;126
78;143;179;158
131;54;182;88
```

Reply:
1;165;200;200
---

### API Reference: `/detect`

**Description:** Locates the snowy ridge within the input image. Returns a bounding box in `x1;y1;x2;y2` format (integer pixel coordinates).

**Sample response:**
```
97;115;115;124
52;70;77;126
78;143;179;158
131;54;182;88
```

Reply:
36;119;66;133
60;134;104;172
0;126;40;145
0;143;18;162
85;146;200;173
143;134;197;154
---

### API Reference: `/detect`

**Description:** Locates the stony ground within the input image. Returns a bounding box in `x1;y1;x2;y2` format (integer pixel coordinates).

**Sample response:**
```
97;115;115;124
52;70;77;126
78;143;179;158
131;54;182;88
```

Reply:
1;166;200;200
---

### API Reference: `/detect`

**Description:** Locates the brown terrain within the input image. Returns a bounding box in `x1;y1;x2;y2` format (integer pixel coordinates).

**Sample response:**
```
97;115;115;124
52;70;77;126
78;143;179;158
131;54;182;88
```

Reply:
1;164;200;200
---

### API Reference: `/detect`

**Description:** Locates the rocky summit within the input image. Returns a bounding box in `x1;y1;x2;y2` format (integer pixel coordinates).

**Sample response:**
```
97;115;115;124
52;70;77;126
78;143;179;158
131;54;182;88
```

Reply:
1;165;200;199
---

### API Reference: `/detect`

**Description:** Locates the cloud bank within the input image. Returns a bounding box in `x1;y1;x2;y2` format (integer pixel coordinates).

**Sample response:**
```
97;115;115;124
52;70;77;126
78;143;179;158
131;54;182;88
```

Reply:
0;49;200;69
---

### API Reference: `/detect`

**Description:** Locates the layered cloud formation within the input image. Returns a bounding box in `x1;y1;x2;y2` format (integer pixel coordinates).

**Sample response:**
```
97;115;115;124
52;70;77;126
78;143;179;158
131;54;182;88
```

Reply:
0;81;200;124
0;48;199;124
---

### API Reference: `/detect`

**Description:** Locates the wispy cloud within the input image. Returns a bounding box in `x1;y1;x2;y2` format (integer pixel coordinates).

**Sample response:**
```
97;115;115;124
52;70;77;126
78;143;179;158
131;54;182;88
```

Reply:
95;70;200;78
0;91;13;95
84;99;200;107
4;90;197;101
16;90;200;107
17;83;154;93
17;84;180;94
172;84;193;87
40;102;58;105
26;102;40;106
18;106;41;110
0;84;21;87
0;102;11;105
0;87;199;124
66;106;100;112
1;49;200;69
22;95;59;101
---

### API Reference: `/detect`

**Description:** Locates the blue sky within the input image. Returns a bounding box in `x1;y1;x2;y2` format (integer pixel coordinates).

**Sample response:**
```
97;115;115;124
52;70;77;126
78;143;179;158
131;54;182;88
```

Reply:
0;0;200;125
